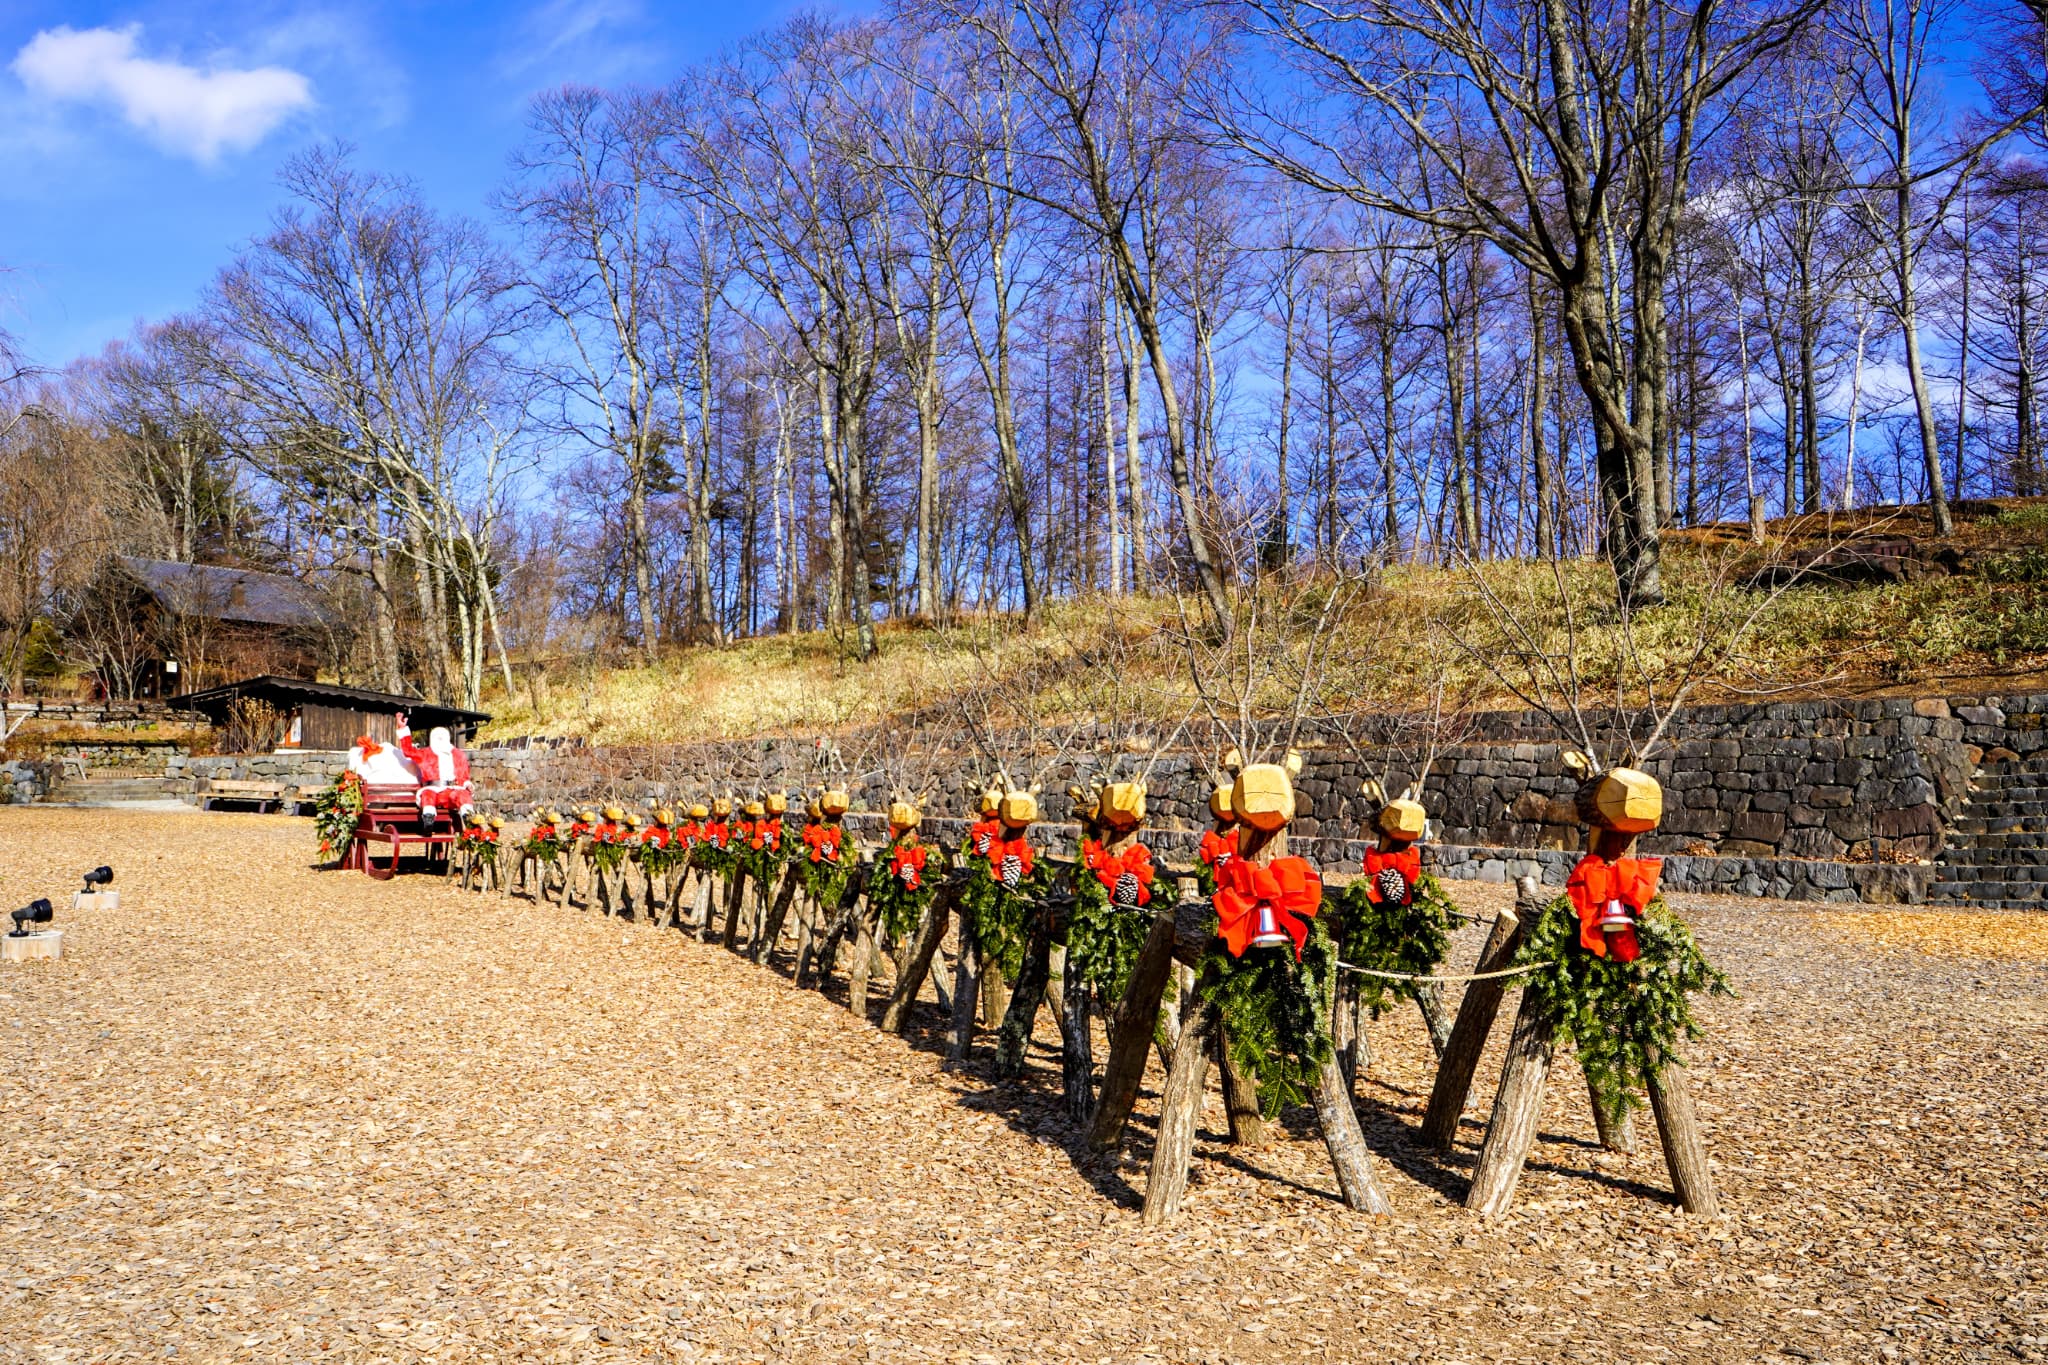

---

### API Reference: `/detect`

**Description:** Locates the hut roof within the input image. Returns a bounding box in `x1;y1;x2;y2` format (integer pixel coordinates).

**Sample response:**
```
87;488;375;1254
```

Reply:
118;557;338;631
167;675;490;735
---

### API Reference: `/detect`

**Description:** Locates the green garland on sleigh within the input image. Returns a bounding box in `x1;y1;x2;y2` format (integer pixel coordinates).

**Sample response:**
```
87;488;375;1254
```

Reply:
312;771;365;861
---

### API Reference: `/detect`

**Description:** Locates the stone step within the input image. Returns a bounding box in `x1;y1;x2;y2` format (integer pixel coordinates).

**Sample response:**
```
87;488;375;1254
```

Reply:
1953;816;2044;835
1936;846;2048;866
1967;798;2048;818
1970;781;2048;801
1953;829;2048;849
1930;880;2048;905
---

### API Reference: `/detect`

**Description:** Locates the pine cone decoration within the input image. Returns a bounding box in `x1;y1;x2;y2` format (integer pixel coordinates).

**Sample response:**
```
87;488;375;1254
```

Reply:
1000;853;1023;888
1113;871;1142;907
1375;866;1411;905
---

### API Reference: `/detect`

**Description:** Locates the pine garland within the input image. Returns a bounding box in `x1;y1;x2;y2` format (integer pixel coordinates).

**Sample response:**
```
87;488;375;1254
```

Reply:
1065;870;1157;1000
637;836;688;880
795;847;853;910
1335;871;1455;1015
522;825;565;865
867;836;942;942
1199;920;1338;1119
1515;892;1732;1117
312;772;365;860
957;862;1046;979
584;830;631;877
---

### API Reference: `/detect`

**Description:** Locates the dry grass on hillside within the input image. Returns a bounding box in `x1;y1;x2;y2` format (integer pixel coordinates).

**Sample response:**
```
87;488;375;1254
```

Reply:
479;501;2048;747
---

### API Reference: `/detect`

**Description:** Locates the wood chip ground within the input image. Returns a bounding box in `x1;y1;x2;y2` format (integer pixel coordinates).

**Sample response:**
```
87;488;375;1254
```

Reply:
1;809;2042;1363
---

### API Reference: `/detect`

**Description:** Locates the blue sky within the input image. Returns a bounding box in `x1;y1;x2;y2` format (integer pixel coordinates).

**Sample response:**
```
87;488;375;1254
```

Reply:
0;0;827;368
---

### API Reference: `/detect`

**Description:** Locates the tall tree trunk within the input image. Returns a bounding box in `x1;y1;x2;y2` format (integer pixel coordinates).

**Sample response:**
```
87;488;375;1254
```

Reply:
1529;276;1553;559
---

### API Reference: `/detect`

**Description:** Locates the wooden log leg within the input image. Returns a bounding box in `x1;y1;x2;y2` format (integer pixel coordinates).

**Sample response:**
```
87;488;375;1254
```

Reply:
1214;1023;1267;1148
846;911;880;1018
1464;988;1559;1215
752;871;799;966
1140;1000;1218;1226
1588;1070;1638;1154
1083;903;1177;1151
1421;888;1534;1151
1336;976;1364;1093
1646;1050;1718;1216
995;916;1055;1080
721;873;747;950
1059;948;1094;1123
1416;981;1453;1059
695;874;719;942
881;888;954;1034
930;938;955;1014
944;901;982;1071
1314;1052;1394;1214
979;960;1011;1031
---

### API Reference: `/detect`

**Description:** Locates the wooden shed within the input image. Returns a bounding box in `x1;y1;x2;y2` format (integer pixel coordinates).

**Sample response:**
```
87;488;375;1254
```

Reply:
168;676;490;753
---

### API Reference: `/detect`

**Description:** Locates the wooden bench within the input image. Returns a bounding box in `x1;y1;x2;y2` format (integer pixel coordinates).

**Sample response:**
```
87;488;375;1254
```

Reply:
343;783;456;880
201;778;290;813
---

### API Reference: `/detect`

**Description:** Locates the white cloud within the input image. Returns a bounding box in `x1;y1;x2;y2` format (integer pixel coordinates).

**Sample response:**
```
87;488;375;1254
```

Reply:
11;25;313;164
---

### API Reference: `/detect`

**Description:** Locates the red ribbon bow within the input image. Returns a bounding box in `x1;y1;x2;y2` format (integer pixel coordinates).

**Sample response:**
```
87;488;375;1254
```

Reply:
754;818;782;850
1089;841;1156;907
805;824;843;863
1362;846;1422;902
1213;855;1323;958
987;836;1035;882
968;818;1001;857
890;842;928;889
1566;854;1662;963
354;735;383;758
705;821;729;846
642;826;669;847
1198;828;1239;870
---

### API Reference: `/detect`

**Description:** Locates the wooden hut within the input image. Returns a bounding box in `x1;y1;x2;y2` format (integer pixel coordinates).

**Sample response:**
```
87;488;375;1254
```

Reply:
168;676;490;753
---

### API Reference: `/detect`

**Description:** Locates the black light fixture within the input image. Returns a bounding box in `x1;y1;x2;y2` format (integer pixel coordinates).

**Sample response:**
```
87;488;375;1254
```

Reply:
8;900;54;937
81;866;113;894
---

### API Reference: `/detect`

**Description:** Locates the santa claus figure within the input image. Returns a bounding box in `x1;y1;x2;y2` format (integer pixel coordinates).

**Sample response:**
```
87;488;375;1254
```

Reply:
395;715;474;831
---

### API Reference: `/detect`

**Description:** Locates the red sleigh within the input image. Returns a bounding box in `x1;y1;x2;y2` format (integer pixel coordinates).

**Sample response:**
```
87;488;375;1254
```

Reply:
342;783;458;880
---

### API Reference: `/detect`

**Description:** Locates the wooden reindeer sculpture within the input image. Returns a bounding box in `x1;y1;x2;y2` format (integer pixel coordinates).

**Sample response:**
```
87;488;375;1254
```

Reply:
693;795;738;942
792;783;860;987
1461;751;1723;1217
512;805;566;903
947;770;1050;1069
1331;778;1457;1084
1141;747;1394;1224
1050;772;1160;1118
738;791;795;959
633;805;681;927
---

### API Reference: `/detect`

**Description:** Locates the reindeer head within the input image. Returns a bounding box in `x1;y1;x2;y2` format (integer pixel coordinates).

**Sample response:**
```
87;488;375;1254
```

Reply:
1226;747;1304;833
887;797;923;836
1097;779;1146;831
997;784;1039;830
710;796;732;819
653;807;675;827
1562;750;1662;836
818;786;852;818
764;791;788;817
743;799;765;819
1361;777;1428;847
687;803;709;821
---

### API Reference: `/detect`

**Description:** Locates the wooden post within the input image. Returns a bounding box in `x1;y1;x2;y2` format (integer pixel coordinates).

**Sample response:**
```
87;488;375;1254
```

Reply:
1415;982;1453;1058
945;900;982;1070
1059;944;1094;1122
881;882;956;1034
1315;1052;1393;1214
1215;1023;1267;1148
995;911;1055;1079
1421;882;1534;1151
1588;1072;1638;1154
1646;1049;1718;1215
1140;999;1216;1226
1464;987;1558;1215
721;869;748;951
1084;903;1178;1151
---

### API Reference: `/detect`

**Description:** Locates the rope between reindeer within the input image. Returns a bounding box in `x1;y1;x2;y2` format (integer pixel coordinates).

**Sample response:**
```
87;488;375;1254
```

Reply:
1334;959;1554;983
